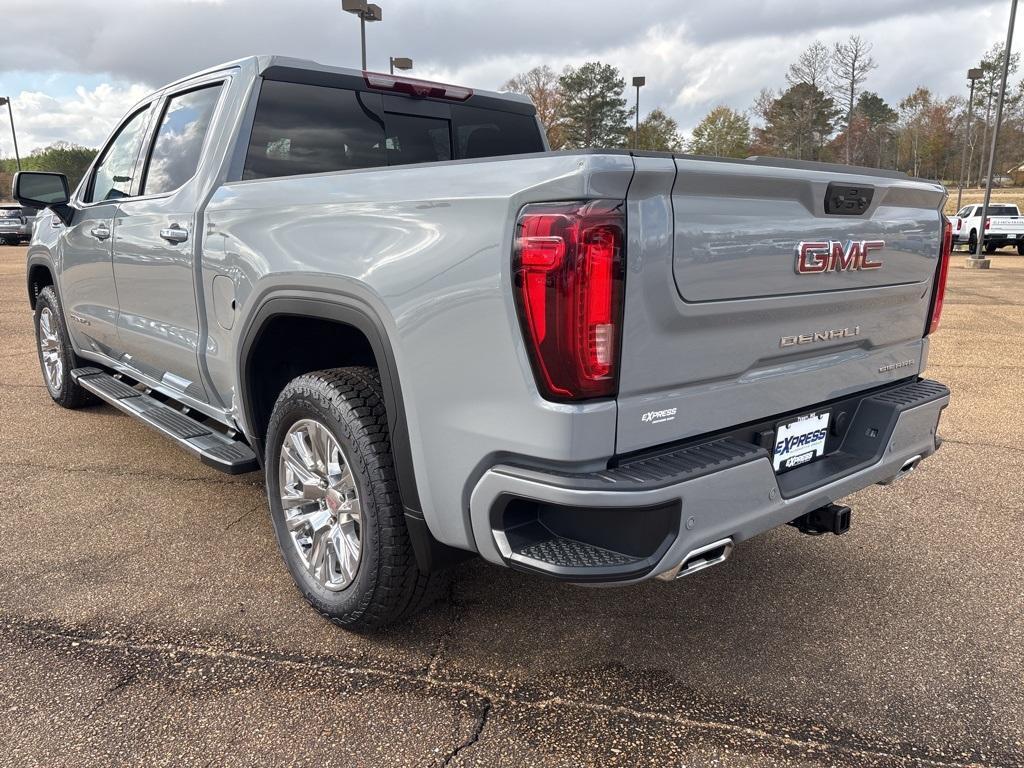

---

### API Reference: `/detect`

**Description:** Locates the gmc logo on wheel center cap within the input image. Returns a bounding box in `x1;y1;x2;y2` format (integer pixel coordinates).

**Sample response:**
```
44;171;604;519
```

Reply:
795;240;884;274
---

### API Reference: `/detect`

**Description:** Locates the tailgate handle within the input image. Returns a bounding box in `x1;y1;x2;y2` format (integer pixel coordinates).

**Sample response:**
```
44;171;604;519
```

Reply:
825;182;874;216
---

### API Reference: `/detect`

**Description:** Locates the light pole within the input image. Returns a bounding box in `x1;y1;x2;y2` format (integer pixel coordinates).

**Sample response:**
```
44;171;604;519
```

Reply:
389;56;413;75
342;0;382;71
632;76;645;150
971;0;1018;267
956;68;983;211
0;97;21;172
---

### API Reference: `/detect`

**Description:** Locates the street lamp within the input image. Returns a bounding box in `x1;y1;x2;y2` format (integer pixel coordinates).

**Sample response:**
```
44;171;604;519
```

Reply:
971;0;1018;267
389;56;413;75
0;97;20;172
956;68;984;212
342;0;382;71
632;76;645;150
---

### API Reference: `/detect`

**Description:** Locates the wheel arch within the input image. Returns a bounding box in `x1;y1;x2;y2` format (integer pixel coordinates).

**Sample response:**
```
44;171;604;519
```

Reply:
27;257;56;310
237;291;471;572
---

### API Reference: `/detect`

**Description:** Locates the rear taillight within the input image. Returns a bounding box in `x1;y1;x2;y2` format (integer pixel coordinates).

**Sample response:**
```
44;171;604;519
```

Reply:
363;72;473;101
956;218;962;232
927;219;953;335
985;217;992;230
513;201;625;401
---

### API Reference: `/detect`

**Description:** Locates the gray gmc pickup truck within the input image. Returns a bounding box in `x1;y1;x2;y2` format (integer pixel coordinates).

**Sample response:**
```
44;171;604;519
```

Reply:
16;56;952;630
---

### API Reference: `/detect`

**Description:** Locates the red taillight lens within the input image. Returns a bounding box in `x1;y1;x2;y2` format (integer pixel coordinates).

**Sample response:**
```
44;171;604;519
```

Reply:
927;219;953;335
956;218;962;232
513;201;625;401
985;217;992;230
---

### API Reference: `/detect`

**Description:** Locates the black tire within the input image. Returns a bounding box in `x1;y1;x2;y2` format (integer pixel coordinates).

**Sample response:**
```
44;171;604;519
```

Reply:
1017;243;1024;256
967;230;978;254
985;242;999;254
33;286;95;409
265;367;447;631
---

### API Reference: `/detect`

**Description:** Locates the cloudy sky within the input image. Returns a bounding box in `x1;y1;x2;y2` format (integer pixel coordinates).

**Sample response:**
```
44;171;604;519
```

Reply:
0;0;1016;154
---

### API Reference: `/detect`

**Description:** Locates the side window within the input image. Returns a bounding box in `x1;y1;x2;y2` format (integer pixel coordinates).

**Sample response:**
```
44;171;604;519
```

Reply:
243;81;385;180
142;84;224;196
383;112;452;166
85;106;152;204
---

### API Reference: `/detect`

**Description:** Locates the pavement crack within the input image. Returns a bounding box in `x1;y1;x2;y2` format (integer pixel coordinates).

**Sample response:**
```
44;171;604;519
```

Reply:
224;501;263;532
3;459;262;486
0;616;1005;768
86;671;137;717
438;697;491;767
425;579;459;680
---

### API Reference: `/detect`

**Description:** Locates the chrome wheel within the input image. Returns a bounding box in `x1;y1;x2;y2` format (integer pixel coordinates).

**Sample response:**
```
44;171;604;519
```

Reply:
38;307;63;394
278;418;362;591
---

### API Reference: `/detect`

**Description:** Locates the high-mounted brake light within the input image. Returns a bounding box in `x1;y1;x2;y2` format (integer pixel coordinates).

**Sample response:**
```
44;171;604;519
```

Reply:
927;219;953;336
363;72;473;101
512;201;625;401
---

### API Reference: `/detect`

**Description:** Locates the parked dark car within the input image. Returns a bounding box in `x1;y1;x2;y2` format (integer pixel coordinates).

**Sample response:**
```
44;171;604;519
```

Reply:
0;205;35;244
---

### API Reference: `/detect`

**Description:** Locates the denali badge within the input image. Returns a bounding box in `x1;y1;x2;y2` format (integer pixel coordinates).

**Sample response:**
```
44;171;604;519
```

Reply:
795;240;884;274
780;326;860;348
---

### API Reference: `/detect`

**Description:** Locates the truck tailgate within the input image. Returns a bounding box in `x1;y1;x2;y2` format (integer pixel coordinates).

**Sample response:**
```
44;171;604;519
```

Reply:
616;155;946;455
988;216;1024;233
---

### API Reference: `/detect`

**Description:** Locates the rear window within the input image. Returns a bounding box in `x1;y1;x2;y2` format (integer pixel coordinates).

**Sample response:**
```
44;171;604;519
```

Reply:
242;79;542;180
986;205;1019;216
384;112;452;165
243;81;385;180
452;105;544;158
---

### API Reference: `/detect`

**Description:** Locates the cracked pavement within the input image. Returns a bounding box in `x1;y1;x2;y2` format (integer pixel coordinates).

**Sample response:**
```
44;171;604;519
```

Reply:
0;246;1022;767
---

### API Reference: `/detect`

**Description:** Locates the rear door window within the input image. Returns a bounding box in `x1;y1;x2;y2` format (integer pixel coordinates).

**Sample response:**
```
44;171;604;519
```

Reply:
142;83;224;195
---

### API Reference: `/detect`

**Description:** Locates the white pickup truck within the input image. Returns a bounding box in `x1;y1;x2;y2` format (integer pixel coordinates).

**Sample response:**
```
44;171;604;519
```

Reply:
951;203;1024;254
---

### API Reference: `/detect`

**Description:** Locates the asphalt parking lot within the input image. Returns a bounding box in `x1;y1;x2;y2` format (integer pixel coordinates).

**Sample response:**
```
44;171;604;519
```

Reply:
0;244;1021;768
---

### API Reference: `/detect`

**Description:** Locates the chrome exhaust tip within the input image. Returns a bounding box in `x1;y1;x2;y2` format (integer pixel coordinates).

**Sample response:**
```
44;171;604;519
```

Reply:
900;455;923;473
878;454;923;486
656;538;734;582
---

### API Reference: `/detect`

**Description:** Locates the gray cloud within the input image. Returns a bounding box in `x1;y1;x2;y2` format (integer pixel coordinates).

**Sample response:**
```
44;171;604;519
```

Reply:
0;0;1015;152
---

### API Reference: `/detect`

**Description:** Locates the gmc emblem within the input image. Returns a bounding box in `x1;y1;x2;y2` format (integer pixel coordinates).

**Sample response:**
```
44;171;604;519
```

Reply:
795;240;884;274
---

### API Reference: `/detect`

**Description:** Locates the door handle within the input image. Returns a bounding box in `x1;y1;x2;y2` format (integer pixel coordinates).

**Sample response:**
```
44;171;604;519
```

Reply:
89;224;111;241
159;225;189;244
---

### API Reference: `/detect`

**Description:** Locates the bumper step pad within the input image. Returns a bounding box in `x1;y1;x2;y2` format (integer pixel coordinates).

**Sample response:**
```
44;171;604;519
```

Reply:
71;367;258;474
517;537;639;569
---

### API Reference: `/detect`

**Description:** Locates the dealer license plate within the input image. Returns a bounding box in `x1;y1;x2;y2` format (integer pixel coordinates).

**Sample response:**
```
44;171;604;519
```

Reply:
773;412;830;472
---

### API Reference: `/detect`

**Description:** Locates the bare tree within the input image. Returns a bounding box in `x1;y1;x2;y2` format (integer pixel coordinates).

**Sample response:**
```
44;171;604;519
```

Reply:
752;88;777;122
503;65;566;149
831;35;878;164
787;41;831;89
